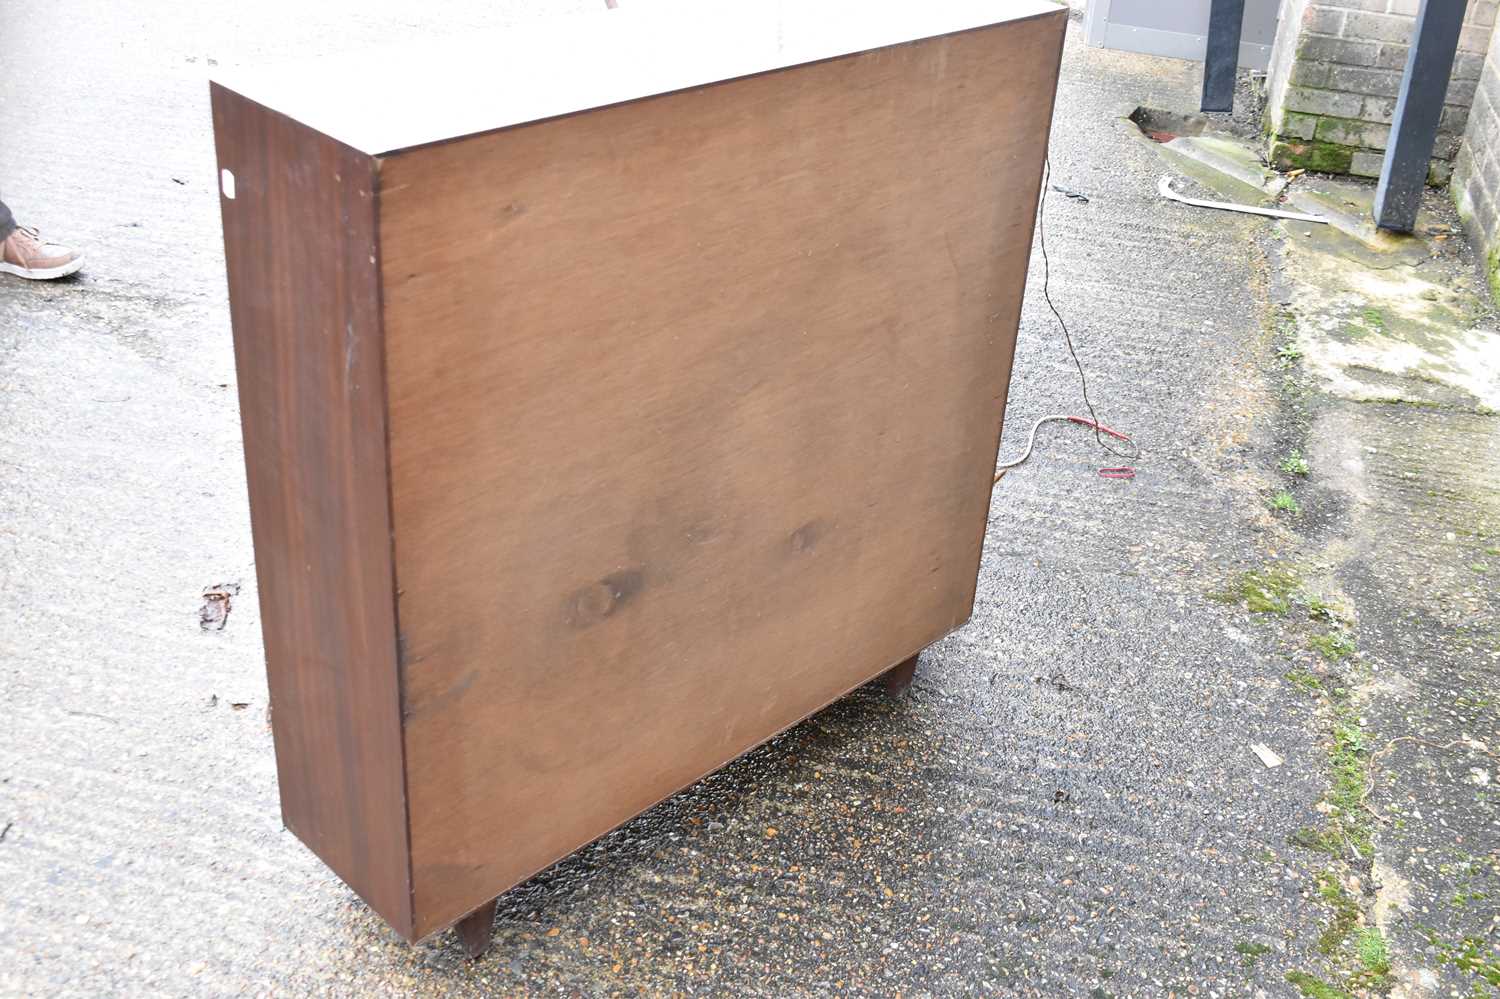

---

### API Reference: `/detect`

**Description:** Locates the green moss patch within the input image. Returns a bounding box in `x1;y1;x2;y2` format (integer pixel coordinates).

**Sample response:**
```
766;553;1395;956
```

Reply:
1351;395;1444;409
1288;826;1342;855
1285;667;1324;694
1213;566;1302;614
1425;932;1500;988
1313;116;1367;147
1488;245;1500;307
1235;940;1272;966
1316;872;1361;954
1328;717;1372;859
1285;970;1353;999
1285;874;1393;996
1271;139;1356;175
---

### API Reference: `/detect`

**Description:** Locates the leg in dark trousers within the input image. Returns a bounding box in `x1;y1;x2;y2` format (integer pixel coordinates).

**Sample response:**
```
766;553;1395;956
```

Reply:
0;196;15;242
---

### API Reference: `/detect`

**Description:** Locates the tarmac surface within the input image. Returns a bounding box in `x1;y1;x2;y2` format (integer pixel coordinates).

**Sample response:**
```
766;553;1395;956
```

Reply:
2;4;1496;997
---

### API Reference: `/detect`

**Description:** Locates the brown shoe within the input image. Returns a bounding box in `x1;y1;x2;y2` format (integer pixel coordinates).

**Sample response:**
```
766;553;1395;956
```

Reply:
1;225;84;280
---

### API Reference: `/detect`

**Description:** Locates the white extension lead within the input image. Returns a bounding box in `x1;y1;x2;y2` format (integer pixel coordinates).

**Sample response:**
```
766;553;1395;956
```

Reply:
994;414;1136;482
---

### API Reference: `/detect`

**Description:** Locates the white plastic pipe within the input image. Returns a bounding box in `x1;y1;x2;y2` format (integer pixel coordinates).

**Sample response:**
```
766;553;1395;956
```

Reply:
1157;175;1328;224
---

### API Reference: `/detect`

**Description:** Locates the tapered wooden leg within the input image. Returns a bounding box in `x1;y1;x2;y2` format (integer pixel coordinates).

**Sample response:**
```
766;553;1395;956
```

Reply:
454;899;498;959
879;653;920;697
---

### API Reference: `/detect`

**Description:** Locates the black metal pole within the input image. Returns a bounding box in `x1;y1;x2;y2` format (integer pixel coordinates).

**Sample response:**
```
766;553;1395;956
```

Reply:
1374;0;1465;232
1201;0;1246;112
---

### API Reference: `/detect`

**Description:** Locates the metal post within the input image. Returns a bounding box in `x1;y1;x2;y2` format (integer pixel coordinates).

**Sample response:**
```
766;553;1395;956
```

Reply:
1201;0;1246;112
1375;0;1465;232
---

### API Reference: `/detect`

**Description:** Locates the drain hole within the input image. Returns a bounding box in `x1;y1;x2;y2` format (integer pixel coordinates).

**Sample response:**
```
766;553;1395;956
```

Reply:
1129;105;1215;144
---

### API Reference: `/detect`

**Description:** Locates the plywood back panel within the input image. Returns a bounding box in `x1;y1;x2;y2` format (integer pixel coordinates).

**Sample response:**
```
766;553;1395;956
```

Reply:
377;13;1064;936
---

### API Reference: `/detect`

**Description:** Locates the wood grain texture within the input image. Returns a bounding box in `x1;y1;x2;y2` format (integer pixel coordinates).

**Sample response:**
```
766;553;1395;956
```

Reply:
211;85;413;937
377;11;1066;938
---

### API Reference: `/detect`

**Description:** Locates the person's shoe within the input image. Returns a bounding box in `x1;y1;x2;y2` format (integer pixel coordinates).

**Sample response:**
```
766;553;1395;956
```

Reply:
0;225;84;280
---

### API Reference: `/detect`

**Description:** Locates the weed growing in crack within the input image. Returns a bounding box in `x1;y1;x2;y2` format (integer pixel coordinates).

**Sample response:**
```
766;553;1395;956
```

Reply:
1281;450;1311;476
1355;928;1391;981
1271;491;1301;514
1309;632;1355;661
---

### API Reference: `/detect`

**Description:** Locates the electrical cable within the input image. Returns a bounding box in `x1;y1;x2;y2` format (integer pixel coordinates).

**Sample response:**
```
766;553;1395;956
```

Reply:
993;156;1141;483
994;414;1134;484
1037;154;1138;464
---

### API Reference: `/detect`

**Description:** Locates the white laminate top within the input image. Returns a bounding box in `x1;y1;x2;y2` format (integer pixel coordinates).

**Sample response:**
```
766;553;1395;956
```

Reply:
212;0;1064;155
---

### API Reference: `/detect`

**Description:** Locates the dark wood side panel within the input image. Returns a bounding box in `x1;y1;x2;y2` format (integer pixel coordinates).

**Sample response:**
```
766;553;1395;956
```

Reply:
211;84;413;938
379;11;1065;938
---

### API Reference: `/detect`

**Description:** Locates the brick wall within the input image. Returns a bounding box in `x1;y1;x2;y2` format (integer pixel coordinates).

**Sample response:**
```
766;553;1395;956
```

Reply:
1454;18;1500;296
1263;0;1497;183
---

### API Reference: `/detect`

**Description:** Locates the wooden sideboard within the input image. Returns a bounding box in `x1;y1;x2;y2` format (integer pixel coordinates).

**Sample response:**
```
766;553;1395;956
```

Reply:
211;0;1065;956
